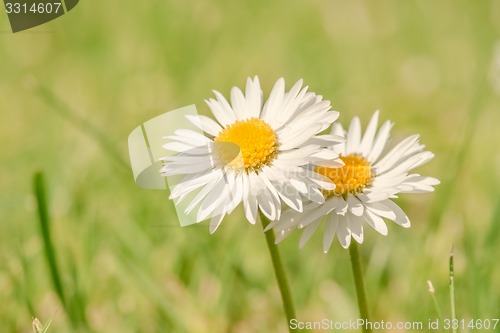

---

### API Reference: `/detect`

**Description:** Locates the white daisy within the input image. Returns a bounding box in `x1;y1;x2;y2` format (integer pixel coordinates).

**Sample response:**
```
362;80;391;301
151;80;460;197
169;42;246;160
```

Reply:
160;77;344;233
268;111;440;252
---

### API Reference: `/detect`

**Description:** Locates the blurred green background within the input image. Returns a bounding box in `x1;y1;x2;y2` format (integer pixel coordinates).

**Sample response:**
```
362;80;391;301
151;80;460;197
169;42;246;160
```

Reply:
1;0;499;332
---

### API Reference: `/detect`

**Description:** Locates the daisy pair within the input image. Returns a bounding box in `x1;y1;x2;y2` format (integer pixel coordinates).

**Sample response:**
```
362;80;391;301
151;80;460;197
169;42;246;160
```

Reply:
161;77;439;250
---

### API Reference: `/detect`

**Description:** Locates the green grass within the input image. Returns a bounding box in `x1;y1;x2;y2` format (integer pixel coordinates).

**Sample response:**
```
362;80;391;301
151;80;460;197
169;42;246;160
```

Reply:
1;1;499;332
33;172;67;319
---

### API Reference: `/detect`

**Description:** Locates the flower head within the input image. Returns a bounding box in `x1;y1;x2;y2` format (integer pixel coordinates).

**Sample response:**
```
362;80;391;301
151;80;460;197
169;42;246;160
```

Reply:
268;111;439;252
161;77;343;233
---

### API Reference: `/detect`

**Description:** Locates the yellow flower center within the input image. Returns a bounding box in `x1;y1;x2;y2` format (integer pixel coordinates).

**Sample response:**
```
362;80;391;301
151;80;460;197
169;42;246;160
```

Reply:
214;118;279;172
315;154;373;198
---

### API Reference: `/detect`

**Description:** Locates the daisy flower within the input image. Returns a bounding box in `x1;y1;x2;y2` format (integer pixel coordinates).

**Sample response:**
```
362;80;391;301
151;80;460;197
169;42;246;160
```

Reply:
268;111;439;252
160;77;343;233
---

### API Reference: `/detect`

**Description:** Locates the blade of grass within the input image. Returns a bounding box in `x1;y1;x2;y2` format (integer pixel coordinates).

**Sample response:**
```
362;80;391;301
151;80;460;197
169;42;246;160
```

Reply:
41;315;55;333
449;247;457;333
33;172;66;309
427;280;443;321
34;172;89;329
32;312;56;333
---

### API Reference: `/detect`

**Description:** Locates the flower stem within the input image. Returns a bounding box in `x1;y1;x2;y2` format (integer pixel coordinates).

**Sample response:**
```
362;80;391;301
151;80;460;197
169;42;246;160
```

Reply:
349;242;372;333
260;213;297;332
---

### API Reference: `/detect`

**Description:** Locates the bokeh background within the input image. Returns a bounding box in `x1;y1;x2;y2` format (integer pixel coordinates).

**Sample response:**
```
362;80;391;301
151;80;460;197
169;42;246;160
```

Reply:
1;0;499;332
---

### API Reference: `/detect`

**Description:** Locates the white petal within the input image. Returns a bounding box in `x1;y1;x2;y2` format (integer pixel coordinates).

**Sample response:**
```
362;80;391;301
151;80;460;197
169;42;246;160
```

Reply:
307;134;345;146
347;195;364;216
289;177;308;194
167;129;211;146
255;174;279;218
197;178;229;221
336;217;351;249
275;199;335;231
242;173;257;224
277;144;321;163
362;208;388;235
299;220;321;249
310;148;340;160
382;200;411;228
307;171;336;191
330;123;346;155
407;151;435;170
373;134;420;173
245;76;262;118
278;102;333;140
162;144;211;156
223;171;243;214
371;174;406;188
366;120;393;163
256;177;280;221
408;174;440;186
379;151;433;177
323;214;339;252
161;153;212;164
205;95;236;127
275;183;303;212
357;191;392;203
347;213;364;244
162;141;197;153
261;78;285;123
399;175;440;193
169;169;220;199
272;79;306;127
162;159;213;176
365;200;396;220
230;86;247;120
244;192;258;224
258;190;278;222
358;111;379;156
274;227;293;244
304;187;326;204
332;196;348;215
209;214;225;234
331;122;345;136
185;114;223;137
346;117;362;154
279;125;324;151
313;158;345;168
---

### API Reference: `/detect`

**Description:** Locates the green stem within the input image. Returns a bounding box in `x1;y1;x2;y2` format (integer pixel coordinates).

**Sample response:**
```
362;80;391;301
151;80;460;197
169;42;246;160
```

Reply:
349;242;372;333
260;213;297;332
450;248;457;333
